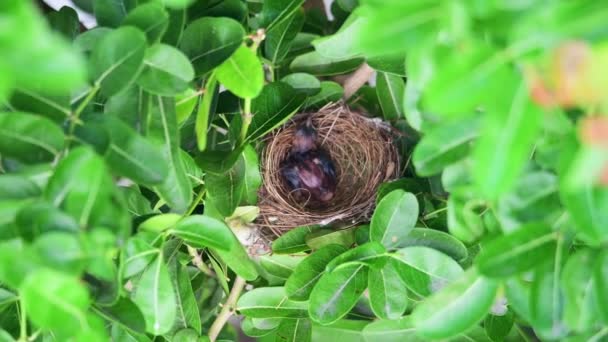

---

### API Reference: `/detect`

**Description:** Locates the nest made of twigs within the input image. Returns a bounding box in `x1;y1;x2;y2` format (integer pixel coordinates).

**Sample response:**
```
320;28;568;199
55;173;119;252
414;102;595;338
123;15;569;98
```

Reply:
257;103;400;237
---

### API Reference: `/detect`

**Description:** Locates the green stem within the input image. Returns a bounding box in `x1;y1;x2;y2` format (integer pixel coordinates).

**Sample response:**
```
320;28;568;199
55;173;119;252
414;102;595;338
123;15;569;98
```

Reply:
184;186;206;217
239;98;252;145
18;299;27;342
66;84;100;150
423;206;448;219
196;73;218;151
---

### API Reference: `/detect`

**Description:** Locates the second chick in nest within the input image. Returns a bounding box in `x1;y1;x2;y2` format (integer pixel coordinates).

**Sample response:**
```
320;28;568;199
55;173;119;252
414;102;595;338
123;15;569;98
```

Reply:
280;118;337;204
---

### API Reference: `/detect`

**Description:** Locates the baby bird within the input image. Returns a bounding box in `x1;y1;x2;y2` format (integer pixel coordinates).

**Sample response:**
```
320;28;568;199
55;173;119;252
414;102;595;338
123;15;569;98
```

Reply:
280;118;337;203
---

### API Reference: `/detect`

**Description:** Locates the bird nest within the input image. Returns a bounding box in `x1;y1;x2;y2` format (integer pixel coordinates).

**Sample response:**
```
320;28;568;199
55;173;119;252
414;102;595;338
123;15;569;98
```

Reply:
257;103;400;237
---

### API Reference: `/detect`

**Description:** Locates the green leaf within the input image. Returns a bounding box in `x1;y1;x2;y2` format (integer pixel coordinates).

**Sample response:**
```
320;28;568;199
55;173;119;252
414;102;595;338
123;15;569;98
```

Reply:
326;242;387;272
398;228;468;262
312;12;365;60
305;229;355;250
216;44;264;99
241;145;262;205
170;215;233;251
376;72;405;120
303;81;344;108
237;287;308;318
48;6;80;40
370;190;418;248
132;253;177;335
44;146;114;228
258;0;305;32
93;0;128;27
476;223;556;278
473;79;543;199
122;3;169;43
309;264;368;325
205;156;245;217
0;174;41;200
8;89;70;123
368;262;408;320
211;229;259;281
275;319;312;342
20;269;91;337
246;82;306;141
446;186;485;243
0;239;38;289
390;246;463;297
561;182;608;245
167;260;201;334
137;45;194;96
94;297;147;335
272;225;319;254
290;51;363;76
0;112;64;164
90;26;147;97
179;17;244;76
530;264;568;340
74;27;112;53
281;73;321;96
123;236;158;279
362;317;423;342
260;254;303;280
411;269;499;339
138;213;182;233
312;320;368;341
265;9;305;65
367;54;406;77
484;311;514;342
146;96;192;213
594;250;608;323
561;249;596;332
96;116;169;185
31;232;87;275
285;244;347;301
194;73;217;151
241;317;277;337
412;118;479;176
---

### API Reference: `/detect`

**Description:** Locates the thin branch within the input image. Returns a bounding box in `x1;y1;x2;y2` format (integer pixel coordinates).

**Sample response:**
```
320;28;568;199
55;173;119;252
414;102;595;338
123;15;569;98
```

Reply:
343;63;374;100
207;276;247;342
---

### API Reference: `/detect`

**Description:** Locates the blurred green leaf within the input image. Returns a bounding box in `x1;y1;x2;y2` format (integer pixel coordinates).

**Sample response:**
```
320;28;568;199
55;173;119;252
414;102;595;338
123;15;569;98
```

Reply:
216;44;264;99
0;112;64;164
370;190;418;248
0;174;41;200
31;232;87;275
93;0;128;27
530;263;568;340
398;228;468;262
484;311;514;342
122;3;169;43
290;51;363;76
594;250;608;324
476;223;556;278
362;317;423;342
303;81;343;108
561;249;596;332
15;202;79;241
179;17;244;76
171;215;233;251
90;26;147;97
376;72;405;121
368;262;408;320
312;12;365;60
309;264;368;325
48;6;80;40
280;73;321;96
411;269;499;339
285;244;347;301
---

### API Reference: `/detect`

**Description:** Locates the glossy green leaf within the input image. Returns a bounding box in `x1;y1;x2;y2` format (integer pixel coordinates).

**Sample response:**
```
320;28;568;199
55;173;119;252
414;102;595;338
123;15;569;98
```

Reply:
0;174;41;200
473;79;543;199
241;317;277;337
476;223;556;278
44;146;115;228
132;253;177;335
194;72;217;151
290;51;363;76
370;190;419;248
90;26;147;97
399;228;468;262
246;82;306;141
216;44;264;99
275;318;312;342
285;244;347;301
561;249;596;332
265;8;305;65
260;254;303;280
241;145;262;205
258;0;304;32
390;246;463;297
93;0;128;27
122;3;169;43
412;118;479;176
97;116;169;185
211;230;259;281
309;264;368;325
20;269;91;337
168;260;201;334
594;250;608;323
138;213;182;233
74;27;112;53
170;215;233;251
376;72;405;120
368;262;408;320
281;73;321;96
303;81;344;108
0;112;64;164
0;239;37;289
412;269;499;339
94;297;147;335
530;264;568;340
326;242;387;271
179;17;244;75
237;287;308;318
313;12;365;60
484;311;515;342
146;96;192;213
272;225;320;254
137;45;194;96
205;156;245;217
305;229;355;250
123;236;158;279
